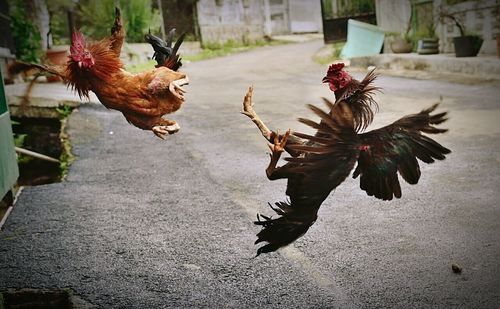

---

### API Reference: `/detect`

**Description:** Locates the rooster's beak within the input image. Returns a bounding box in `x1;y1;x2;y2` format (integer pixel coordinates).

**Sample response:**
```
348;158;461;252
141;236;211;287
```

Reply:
322;76;329;83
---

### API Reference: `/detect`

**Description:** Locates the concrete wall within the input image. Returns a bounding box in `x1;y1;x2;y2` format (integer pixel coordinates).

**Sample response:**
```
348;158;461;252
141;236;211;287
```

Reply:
435;0;499;54
375;0;411;33
196;0;265;44
375;0;412;53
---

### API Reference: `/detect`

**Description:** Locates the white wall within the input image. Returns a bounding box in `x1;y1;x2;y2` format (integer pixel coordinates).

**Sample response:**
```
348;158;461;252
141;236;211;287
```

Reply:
375;0;412;53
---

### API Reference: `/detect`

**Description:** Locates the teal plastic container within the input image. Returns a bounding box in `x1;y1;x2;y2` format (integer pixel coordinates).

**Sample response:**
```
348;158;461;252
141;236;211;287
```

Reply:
340;19;385;59
0;70;19;199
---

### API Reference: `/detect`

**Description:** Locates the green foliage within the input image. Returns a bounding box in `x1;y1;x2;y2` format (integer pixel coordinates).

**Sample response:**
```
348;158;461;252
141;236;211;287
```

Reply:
121;0;161;43
126;60;156;73
13;133;26;148
47;0;74;45
313;42;345;65
78;1;117;40
8;0;43;62
127;39;288;72
10;120;30;164
336;0;375;17
321;0;334;19
78;0;161;43
59;118;75;180
188;39;286;62
56;104;74;119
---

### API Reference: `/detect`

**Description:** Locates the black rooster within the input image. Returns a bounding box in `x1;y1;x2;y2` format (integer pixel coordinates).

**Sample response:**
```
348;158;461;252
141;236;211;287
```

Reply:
144;28;185;70
242;64;450;256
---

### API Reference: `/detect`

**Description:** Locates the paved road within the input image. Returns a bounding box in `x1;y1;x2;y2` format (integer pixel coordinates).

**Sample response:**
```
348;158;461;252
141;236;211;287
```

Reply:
1;40;499;308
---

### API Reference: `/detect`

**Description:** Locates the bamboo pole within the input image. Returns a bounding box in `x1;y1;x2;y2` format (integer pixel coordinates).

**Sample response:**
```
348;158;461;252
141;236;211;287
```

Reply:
15;147;59;163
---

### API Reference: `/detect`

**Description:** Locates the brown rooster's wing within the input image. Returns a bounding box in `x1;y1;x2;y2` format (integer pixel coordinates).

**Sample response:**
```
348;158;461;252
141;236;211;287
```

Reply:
353;103;451;201
110;7;125;58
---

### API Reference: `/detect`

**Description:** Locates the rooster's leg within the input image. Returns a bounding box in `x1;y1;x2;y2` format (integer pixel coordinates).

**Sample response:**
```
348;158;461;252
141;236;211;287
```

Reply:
110;7;125;58
242;86;305;156
123;112;179;140
152;118;180;140
241;86;272;140
266;129;291;180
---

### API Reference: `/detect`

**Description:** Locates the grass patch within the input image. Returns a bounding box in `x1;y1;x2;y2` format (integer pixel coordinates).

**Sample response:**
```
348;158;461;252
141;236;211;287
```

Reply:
185;39;289;62
126;38;290;72
126;60;156;73
313;42;345;65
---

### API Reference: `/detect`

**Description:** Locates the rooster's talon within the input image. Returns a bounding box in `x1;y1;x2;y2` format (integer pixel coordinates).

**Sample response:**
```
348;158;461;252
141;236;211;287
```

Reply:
153;123;180;139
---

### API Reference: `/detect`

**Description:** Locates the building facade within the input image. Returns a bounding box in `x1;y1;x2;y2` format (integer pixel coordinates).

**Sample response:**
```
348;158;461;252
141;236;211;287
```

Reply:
195;0;322;44
376;0;499;55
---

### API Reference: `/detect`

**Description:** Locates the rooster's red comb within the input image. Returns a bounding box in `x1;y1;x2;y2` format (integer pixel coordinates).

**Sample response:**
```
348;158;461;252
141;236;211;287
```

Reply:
70;31;86;54
327;63;345;75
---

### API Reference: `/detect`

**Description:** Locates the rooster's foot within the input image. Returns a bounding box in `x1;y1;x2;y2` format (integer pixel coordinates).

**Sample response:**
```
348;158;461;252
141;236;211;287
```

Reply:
268;129;290;155
153;123;180;140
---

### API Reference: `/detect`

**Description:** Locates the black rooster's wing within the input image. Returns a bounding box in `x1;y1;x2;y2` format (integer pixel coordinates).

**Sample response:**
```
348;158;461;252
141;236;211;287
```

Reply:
144;28;185;71
285;98;360;189
353;103;450;201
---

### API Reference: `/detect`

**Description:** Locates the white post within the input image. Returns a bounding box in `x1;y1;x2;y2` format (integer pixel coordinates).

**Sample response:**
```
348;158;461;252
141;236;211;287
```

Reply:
263;0;272;36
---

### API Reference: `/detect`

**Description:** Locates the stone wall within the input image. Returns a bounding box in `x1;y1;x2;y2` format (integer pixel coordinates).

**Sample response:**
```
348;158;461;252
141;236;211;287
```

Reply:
435;0;499;54
196;0;265;45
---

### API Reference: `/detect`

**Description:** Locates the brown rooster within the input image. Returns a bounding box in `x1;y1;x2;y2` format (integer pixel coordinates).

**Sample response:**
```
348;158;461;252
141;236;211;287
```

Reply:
242;64;450;256
9;7;189;139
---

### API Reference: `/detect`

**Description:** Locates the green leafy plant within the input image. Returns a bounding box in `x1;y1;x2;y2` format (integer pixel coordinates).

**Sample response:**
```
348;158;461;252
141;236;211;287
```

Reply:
313;42;345;65
47;0;74;46
336;0;375;17
9;0;43;62
121;0;161;43
78;0;161;43
11;121;31;164
56;104;74;119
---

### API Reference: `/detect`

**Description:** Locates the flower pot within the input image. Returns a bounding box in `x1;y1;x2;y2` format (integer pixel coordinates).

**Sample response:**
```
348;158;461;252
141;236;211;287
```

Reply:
390;37;413;53
453;35;483;57
417;38;439;55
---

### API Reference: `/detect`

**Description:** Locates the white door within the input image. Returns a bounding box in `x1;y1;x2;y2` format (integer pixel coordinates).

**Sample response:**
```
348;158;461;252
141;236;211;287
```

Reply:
288;0;322;33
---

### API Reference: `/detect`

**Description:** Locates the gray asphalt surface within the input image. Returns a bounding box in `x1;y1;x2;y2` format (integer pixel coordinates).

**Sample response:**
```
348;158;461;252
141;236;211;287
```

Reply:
1;40;500;308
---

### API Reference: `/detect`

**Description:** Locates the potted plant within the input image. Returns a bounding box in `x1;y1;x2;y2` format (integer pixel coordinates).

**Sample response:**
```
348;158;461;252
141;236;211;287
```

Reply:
388;6;413;54
389;33;413;53
417;22;439;55
441;13;483;57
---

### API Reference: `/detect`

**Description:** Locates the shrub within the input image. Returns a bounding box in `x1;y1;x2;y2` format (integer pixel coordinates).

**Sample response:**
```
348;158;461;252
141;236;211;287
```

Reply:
9;0;43;62
77;0;161;43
